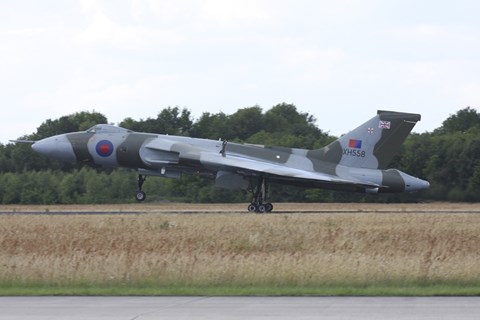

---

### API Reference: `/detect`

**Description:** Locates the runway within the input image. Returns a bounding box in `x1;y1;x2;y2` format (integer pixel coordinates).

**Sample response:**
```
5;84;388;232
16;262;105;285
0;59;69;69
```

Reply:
1;202;480;215
1;296;479;319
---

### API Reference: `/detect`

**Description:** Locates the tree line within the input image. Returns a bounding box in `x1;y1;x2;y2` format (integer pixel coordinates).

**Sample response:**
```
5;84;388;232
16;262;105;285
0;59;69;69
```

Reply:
0;104;478;204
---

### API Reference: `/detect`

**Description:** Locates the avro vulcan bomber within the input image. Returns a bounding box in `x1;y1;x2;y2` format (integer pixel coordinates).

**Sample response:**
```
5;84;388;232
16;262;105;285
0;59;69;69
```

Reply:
22;110;429;212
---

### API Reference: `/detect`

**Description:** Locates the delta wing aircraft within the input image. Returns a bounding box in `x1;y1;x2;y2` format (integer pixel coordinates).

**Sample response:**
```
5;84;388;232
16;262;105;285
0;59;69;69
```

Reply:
23;110;429;212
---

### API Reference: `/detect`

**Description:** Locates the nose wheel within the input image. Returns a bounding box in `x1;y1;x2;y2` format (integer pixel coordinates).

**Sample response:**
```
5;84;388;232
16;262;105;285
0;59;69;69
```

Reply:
135;190;146;202
135;174;146;202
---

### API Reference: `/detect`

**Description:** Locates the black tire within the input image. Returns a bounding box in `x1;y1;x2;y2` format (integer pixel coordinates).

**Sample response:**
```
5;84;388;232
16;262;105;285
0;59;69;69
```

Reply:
265;203;273;212
257;204;266;213
135;191;146;202
248;204;257;212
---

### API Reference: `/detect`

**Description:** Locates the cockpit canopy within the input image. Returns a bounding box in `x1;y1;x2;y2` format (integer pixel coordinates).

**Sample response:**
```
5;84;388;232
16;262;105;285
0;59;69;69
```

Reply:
86;124;132;134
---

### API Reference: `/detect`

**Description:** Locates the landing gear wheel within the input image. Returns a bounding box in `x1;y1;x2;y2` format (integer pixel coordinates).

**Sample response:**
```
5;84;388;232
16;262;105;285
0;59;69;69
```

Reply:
265;203;273;212
135;174;147;202
135;191;146;202
247;175;274;213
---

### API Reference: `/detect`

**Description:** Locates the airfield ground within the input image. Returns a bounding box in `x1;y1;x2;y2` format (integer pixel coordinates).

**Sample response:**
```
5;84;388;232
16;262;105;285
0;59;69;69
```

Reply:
0;202;479;296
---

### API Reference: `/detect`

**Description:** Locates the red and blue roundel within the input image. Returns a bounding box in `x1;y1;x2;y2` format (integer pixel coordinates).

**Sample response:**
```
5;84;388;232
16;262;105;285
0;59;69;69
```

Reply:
96;140;114;157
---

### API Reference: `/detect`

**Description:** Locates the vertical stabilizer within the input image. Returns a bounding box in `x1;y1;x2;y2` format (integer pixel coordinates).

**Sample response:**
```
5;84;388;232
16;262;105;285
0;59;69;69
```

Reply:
311;110;421;169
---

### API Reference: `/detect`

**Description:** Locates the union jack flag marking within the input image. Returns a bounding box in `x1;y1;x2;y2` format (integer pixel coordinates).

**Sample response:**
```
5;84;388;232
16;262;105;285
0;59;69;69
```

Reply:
379;121;391;129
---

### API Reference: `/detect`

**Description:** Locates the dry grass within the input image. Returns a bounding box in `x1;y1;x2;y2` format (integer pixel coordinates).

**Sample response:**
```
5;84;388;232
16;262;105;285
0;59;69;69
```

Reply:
0;203;480;289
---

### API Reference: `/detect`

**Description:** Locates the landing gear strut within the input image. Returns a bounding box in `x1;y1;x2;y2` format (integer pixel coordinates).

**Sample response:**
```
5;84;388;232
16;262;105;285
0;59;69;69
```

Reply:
135;174;146;202
248;175;273;213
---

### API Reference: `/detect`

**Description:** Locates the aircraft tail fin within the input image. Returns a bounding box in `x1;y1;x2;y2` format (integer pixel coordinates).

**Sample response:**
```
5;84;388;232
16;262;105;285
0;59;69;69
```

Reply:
312;110;421;169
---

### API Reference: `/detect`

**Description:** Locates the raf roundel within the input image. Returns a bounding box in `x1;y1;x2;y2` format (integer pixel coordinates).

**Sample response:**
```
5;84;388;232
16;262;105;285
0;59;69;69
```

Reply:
96;140;114;157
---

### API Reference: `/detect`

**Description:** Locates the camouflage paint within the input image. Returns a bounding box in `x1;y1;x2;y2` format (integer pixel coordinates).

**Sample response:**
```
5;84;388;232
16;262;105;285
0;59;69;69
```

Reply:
226;143;290;164
374;111;421;169
380;169;405;193
117;133;156;169
66;132;95;163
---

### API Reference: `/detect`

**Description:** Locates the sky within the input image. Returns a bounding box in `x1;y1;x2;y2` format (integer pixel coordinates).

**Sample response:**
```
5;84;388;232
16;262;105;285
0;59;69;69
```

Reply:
1;0;480;143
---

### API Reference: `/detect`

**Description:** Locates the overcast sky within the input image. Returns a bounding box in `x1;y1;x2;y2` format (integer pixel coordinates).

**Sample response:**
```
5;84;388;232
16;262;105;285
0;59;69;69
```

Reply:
1;0;480;143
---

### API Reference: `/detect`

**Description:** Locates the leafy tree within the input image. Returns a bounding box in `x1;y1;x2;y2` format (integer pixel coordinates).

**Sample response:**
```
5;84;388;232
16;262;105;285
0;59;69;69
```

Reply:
436;107;480;134
120;107;192;135
58;168;88;203
227;106;264;141
20;171;60;204
0;173;23;203
262;103;330;149
33;111;107;140
190;112;231;140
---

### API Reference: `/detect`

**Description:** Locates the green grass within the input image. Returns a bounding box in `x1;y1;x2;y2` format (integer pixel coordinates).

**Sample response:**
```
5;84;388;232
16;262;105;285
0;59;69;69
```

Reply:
1;282;480;296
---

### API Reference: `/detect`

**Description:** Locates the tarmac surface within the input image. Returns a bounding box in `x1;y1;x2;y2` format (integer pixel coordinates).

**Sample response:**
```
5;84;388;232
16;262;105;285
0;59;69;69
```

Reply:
1;202;480;215
1;296;480;319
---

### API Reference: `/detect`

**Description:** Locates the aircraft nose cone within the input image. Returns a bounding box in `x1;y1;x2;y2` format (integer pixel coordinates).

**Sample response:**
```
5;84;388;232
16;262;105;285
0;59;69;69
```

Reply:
32;135;77;162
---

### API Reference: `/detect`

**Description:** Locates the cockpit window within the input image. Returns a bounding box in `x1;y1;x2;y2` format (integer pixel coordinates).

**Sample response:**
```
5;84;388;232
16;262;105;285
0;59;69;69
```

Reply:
86;125;132;134
86;126;97;133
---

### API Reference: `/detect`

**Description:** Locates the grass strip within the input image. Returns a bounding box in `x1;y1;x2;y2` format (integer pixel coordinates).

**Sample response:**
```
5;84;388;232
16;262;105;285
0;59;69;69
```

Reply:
1;283;480;296
2;210;480;297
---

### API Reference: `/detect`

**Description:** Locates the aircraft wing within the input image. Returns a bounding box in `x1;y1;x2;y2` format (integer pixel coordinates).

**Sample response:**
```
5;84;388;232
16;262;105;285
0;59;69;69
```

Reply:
141;139;381;190
199;152;380;189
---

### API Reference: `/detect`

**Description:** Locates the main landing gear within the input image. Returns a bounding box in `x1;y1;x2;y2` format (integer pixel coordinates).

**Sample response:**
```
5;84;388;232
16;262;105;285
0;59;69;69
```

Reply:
248;176;273;213
135;174;146;202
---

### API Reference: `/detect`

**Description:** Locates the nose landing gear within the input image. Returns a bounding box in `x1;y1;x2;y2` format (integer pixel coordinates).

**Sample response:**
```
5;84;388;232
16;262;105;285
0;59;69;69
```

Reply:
135;174;146;202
